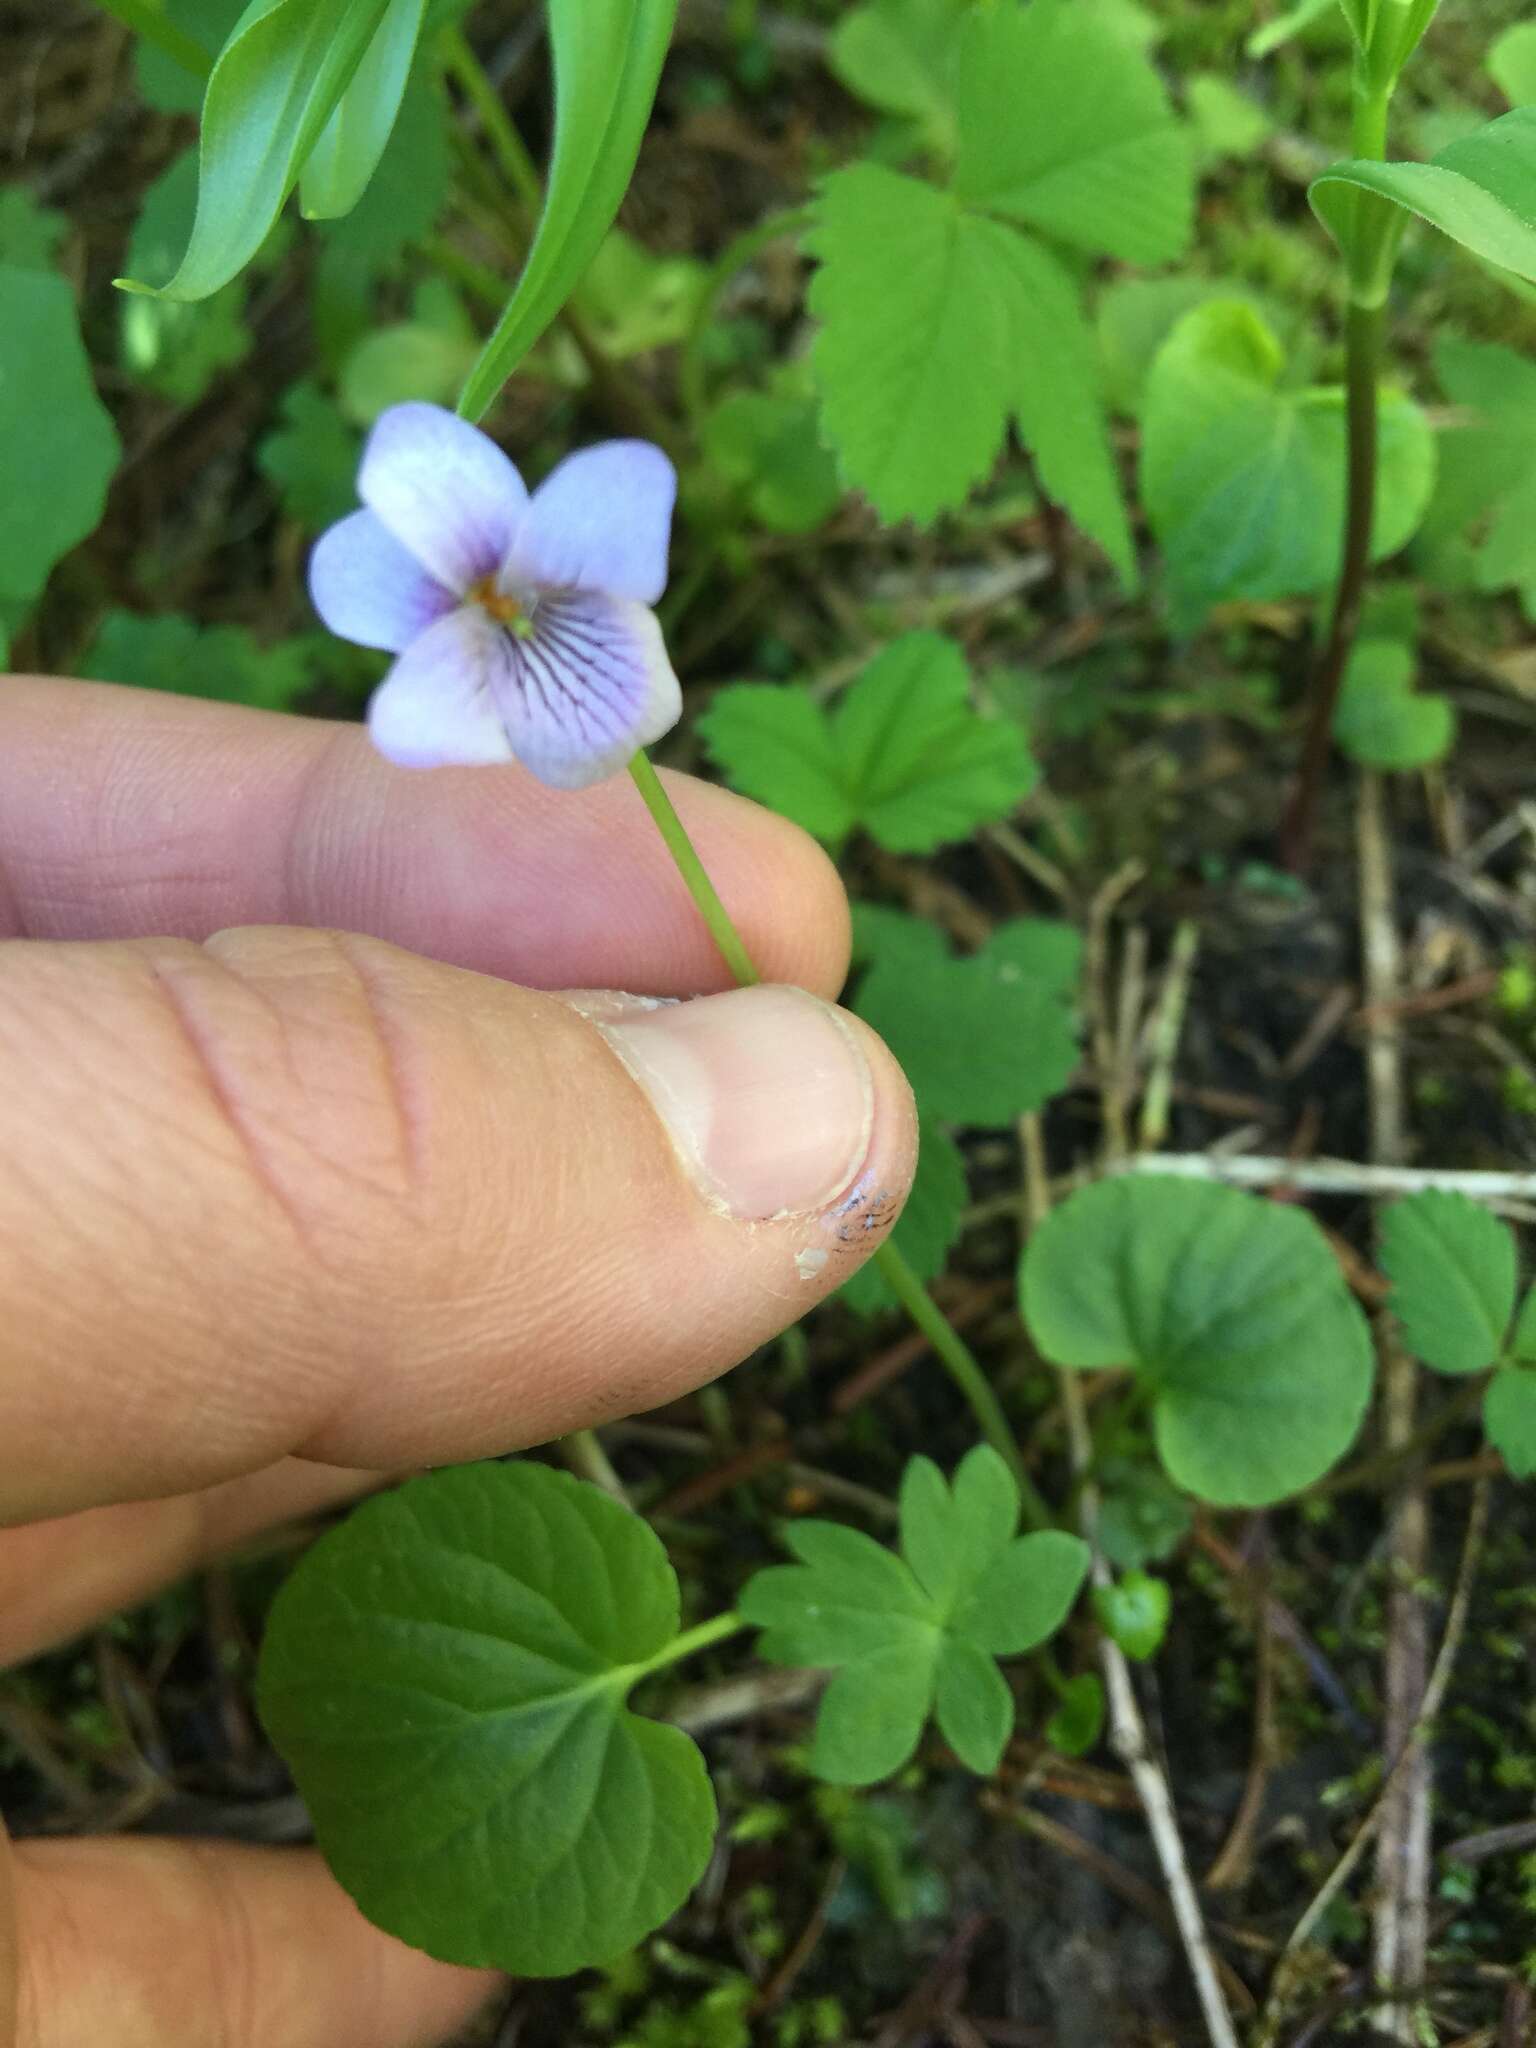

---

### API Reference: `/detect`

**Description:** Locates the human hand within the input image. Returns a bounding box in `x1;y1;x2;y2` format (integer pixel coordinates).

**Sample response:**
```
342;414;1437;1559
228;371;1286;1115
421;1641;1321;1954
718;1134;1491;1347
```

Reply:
0;678;915;2048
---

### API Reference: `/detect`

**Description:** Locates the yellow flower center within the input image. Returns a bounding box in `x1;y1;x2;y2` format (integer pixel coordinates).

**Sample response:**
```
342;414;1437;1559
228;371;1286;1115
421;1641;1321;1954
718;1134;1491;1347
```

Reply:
469;575;535;638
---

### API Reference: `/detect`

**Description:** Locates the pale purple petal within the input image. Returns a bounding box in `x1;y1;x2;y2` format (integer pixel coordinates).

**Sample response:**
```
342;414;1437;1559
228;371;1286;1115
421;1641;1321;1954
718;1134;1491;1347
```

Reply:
359;403;528;598
309;510;458;653
366;608;515;769
506;441;676;605
489;592;681;790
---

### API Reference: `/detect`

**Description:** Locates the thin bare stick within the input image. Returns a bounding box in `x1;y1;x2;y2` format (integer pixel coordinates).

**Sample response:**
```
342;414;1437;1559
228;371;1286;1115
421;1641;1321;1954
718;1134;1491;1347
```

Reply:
1021;1112;1240;2048
1115;1155;1536;1202
1255;1474;1490;2046
1204;1518;1277;1893
1085;861;1146;1162
1358;770;1430;2045
1139;919;1201;1151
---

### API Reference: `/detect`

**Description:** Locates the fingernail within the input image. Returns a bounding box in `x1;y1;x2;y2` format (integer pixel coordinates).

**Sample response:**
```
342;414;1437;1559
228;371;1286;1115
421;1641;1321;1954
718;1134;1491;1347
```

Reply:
595;984;876;1220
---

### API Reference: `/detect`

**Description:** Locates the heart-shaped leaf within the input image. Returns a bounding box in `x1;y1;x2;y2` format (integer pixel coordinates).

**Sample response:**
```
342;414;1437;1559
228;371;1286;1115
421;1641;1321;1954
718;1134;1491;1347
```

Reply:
0;267;120;607
1380;1189;1517;1374
1140;298;1435;630
1332;638;1455;771
257;1461;717;1976
1020;1175;1375;1505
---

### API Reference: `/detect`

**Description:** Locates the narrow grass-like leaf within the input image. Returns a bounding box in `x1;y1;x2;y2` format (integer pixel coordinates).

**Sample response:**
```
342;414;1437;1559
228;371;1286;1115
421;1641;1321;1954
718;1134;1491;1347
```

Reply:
299;0;427;221
119;0;393;302
455;0;678;422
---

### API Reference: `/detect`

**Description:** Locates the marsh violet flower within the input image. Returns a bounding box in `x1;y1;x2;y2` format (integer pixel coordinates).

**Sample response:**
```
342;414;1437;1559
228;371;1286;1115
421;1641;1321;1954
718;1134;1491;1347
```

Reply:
309;402;682;789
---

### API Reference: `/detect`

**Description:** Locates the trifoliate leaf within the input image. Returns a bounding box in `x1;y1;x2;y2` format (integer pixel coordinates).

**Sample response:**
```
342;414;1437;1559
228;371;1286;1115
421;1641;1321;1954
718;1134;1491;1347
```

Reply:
828;0;968;157
700;633;1036;853
1093;1570;1170;1661
986;228;1136;585
855;913;1080;1126
0;267;120;606
258;382;364;529
1021;1176;1374;1505
1140;299;1436;630
257;1462;718;1975
703;390;843;535
806;164;1015;524
838;1117;967;1315
120;151;252;403
1187;74;1273;161
1380;1189;1517;1375
1332;638;1455;771
1485;1367;1536;1478
573;229;708;360
79;611;314;712
741;1447;1089;1785
953;0;1194;267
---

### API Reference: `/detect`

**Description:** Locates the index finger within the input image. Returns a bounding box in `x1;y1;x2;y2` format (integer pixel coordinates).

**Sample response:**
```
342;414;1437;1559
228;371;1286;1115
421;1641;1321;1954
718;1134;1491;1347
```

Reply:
0;677;849;997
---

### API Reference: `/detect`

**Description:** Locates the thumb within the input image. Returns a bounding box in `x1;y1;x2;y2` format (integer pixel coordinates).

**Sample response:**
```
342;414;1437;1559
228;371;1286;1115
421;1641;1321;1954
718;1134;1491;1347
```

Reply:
0;927;915;1523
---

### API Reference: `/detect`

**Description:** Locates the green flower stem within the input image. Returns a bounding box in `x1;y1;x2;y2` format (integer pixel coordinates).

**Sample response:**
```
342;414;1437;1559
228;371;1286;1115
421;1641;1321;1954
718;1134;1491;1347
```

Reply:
441;25;544;215
625;1609;747;1684
96;0;212;75
873;1235;1047;1524
628;753;761;986
1280;74;1397;872
627;750;1040;1509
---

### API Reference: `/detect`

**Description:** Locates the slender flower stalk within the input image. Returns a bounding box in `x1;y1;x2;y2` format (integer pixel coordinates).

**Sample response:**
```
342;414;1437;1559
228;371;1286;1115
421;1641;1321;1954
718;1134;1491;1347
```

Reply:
628;757;1037;1505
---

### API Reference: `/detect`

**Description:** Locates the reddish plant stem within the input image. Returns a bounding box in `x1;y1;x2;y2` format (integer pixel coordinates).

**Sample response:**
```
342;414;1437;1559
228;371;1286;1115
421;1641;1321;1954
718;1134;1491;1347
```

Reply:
1280;299;1385;871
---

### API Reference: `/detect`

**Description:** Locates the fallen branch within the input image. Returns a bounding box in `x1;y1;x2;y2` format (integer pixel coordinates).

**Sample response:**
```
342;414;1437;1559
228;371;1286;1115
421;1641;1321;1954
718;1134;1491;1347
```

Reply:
1115;1154;1536;1202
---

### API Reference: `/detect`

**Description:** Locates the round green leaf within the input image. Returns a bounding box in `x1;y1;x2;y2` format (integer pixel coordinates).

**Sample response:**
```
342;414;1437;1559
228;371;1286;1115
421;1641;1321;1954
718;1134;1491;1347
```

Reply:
1380;1189;1516;1374
0;268;120;606
1020;1176;1374;1505
1093;1569;1170;1662
257;1461;717;1976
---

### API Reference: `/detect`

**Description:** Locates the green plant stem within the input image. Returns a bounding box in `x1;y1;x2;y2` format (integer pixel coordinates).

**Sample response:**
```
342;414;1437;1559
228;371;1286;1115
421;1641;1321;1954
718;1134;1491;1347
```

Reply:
626;750;1037;1501
96;0;212;75
627;754;761;986
873;1235;1045;1522
561;1426;630;1503
441;24;544;213
1280;80;1396;874
626;1609;747;1683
